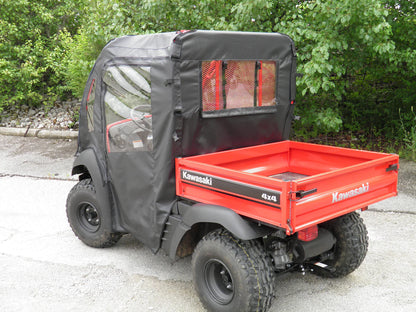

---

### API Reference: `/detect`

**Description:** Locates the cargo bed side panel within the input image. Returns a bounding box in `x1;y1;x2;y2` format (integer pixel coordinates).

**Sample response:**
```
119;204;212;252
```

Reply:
175;141;399;234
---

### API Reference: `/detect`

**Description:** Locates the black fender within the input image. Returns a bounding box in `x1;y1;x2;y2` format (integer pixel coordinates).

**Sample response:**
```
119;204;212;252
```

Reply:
163;203;275;260
72;149;102;182
71;149;124;232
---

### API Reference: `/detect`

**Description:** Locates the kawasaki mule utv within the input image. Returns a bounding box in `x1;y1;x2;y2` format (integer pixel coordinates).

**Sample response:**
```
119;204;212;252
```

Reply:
67;30;399;312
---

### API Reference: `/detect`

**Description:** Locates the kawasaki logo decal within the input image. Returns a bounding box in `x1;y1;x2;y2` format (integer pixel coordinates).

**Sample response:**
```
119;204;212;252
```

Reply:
332;183;369;203
182;170;213;186
180;169;281;206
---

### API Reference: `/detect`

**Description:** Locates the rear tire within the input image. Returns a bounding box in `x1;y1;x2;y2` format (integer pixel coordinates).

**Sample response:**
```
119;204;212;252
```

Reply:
66;179;121;248
314;212;368;278
192;229;275;312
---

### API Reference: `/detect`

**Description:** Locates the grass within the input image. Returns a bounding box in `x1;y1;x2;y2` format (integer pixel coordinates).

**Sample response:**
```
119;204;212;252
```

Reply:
399;106;416;161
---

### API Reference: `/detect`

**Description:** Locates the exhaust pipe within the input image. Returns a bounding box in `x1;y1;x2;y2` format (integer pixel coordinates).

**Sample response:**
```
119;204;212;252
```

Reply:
292;228;336;263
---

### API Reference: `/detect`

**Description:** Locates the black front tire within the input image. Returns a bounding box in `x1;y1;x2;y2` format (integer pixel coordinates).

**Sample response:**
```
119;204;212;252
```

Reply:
314;212;368;278
66;179;121;248
192;229;275;312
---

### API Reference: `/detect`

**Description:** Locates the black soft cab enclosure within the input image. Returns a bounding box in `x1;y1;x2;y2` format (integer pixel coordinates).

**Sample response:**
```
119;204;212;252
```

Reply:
73;30;297;252
67;30;393;312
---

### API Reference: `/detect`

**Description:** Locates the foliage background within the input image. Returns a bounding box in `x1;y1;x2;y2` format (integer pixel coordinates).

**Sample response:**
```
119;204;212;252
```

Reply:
0;0;415;158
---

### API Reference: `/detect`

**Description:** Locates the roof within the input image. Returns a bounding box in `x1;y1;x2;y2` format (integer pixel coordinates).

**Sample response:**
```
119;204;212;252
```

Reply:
95;30;296;65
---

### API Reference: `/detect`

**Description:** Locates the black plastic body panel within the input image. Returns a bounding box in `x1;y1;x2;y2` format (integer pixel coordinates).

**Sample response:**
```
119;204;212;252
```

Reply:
161;201;275;260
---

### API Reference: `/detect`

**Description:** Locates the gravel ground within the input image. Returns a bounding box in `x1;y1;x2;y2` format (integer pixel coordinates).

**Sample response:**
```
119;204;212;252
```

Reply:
0;100;80;130
0;176;414;312
0;135;414;312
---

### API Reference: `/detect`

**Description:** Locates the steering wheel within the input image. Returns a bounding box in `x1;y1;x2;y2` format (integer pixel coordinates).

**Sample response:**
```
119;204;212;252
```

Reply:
130;104;152;132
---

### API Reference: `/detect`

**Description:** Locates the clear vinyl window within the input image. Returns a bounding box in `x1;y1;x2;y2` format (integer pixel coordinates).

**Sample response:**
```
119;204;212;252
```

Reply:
103;65;153;152
201;60;276;116
86;79;96;132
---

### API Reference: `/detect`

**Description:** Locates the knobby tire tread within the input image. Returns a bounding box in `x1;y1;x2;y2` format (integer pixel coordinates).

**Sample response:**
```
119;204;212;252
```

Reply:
66;178;121;248
317;212;368;278
193;229;275;312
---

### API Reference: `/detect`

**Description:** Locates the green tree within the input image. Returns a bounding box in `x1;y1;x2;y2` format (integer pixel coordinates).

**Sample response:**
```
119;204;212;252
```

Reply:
3;0;413;155
0;0;85;110
63;0;293;97
274;0;416;141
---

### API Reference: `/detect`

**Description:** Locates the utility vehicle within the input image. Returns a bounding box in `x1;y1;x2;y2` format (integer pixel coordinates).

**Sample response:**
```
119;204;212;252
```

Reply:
67;30;399;312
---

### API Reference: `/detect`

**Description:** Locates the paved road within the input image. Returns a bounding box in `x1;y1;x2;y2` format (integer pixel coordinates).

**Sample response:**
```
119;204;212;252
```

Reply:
0;135;415;312
0;135;77;180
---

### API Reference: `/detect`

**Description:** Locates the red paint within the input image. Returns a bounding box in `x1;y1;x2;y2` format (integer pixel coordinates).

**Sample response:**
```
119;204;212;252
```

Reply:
176;141;399;234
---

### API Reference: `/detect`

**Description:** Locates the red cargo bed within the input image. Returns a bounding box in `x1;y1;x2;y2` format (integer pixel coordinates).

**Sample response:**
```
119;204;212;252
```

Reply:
176;141;399;234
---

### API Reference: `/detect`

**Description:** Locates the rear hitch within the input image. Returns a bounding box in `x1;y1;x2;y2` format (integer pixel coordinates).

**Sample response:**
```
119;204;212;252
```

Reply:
297;262;336;275
309;261;336;273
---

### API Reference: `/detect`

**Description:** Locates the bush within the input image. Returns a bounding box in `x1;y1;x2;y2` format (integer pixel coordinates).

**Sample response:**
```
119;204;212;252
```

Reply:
400;106;416;161
0;0;84;111
1;0;415;159
60;29;97;98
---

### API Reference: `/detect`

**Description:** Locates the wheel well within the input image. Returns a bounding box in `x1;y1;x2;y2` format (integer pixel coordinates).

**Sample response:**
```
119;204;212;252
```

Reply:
175;223;221;258
72;165;92;181
163;203;277;260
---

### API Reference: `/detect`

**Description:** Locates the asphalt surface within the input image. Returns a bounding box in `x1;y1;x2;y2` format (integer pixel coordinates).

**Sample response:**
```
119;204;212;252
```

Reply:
0;134;415;312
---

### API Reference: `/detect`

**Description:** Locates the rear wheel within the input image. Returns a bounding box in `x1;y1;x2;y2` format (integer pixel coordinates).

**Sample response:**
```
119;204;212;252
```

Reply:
313;212;368;278
192;229;275;312
66;179;121;248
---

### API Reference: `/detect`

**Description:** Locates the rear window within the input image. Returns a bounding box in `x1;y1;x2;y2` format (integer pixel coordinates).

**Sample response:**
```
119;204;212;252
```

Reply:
201;60;277;117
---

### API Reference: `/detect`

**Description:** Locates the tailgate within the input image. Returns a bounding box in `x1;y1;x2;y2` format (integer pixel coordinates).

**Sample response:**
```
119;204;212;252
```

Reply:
176;141;399;234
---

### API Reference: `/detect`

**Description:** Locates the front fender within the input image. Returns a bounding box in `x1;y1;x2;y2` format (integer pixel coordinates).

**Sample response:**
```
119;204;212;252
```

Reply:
72;149;103;183
72;149;124;232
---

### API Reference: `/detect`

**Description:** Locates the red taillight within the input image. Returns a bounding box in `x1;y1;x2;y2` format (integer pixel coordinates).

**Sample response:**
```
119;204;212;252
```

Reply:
298;225;318;242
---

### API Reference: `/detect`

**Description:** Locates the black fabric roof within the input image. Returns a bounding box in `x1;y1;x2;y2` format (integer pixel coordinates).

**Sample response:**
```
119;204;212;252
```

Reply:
77;30;297;252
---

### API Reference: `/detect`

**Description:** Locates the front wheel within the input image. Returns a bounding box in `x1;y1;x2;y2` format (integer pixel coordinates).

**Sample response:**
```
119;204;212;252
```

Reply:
66;179;121;248
192;229;275;312
313;212;368;278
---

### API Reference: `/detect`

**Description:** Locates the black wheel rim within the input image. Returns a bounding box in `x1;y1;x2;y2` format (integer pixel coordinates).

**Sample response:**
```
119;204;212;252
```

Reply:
204;259;234;305
77;202;100;233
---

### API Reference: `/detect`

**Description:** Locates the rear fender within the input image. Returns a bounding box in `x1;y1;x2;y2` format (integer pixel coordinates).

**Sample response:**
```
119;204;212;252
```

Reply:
164;203;275;259
182;204;274;239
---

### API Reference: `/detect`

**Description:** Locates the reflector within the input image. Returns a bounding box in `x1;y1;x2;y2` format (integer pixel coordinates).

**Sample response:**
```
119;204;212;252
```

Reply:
298;225;318;242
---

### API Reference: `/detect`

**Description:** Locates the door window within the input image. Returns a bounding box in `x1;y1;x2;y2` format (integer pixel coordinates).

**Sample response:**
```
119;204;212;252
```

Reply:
103;65;153;152
86;79;96;131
